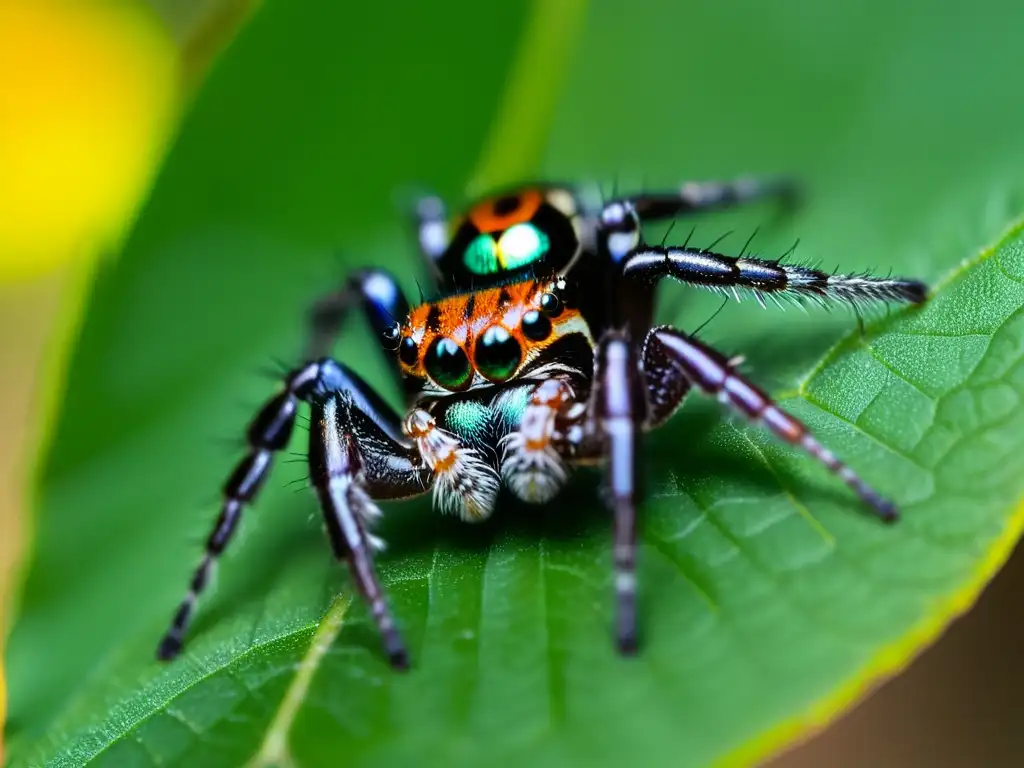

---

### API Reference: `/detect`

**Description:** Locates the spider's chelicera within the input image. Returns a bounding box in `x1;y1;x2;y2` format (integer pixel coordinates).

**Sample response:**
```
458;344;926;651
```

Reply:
157;177;927;669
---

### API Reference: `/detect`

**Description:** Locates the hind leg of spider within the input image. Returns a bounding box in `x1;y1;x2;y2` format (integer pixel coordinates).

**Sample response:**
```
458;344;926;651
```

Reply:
644;326;898;521
586;332;648;653
412;193;449;264
306;268;413;371
156;358;430;668
612;175;799;224
597;176;800;264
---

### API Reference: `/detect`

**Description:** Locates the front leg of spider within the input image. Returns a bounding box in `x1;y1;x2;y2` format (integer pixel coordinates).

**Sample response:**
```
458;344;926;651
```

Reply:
157;358;430;670
644;327;898;521
309;391;423;668
590;332;647;654
306;267;411;365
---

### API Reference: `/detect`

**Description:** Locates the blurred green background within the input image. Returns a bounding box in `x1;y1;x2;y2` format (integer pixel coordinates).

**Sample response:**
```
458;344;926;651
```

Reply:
3;0;1024;766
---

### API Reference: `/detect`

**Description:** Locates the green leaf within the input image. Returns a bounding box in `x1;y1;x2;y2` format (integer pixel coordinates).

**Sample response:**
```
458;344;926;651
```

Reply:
7;2;1024;768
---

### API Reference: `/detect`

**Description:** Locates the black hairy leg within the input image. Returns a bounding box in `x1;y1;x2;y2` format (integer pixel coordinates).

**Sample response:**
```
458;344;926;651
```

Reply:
643;326;898;521
612;175;797;224
157;358;430;669
413;194;449;263
598;175;799;263
590;332;648;653
621;245;927;309
306;268;412;368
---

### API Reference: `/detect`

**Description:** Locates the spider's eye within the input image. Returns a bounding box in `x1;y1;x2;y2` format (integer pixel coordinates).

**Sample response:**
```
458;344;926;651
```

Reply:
475;326;522;382
382;322;401;351
399;336;419;367
425;337;471;390
521;310;552;342
539;292;562;317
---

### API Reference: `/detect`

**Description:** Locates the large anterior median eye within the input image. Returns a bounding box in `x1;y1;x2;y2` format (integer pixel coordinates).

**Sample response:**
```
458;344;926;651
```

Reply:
425;337;471;390
475;325;522;382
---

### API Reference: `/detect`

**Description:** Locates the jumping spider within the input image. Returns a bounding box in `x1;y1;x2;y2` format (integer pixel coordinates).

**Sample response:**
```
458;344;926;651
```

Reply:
157;178;927;669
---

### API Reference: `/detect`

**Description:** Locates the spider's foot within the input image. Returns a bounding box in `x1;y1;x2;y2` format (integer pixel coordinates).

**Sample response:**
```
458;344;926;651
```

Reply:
156;632;183;661
382;627;410;671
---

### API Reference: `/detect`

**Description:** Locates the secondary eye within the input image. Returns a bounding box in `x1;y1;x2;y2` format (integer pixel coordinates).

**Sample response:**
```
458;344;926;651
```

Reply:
382;322;401;351
425;337;471;390
539;291;562;317
521;310;552;342
399;336;419;367
475;326;522;382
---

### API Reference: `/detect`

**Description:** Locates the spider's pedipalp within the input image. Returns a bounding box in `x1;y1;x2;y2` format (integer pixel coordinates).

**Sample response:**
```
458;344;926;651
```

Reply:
499;378;574;504
404;408;500;521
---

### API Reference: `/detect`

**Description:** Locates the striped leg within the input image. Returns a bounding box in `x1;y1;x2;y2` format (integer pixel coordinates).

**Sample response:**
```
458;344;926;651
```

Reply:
621;246;927;308
309;393;427;669
157;359;430;669
306;268;412;368
591;332;647;653
646;326;898;521
597;175;798;263
413;194;449;262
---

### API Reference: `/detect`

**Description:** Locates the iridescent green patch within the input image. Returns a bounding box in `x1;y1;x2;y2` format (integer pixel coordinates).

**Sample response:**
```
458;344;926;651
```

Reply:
463;233;499;274
497;222;549;269
495;384;531;430
463;223;550;274
444;399;491;443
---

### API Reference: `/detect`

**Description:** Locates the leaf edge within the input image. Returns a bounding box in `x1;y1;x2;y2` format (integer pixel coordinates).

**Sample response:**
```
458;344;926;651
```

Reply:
716;213;1024;768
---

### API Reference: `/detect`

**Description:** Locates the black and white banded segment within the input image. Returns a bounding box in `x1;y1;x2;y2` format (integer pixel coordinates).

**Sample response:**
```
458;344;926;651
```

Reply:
622;246;927;308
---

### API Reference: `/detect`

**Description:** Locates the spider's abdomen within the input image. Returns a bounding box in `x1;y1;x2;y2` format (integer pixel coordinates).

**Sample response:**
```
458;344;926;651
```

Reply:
434;186;584;287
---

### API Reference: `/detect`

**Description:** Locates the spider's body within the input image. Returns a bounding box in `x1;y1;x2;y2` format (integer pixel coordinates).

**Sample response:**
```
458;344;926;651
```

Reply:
158;177;928;669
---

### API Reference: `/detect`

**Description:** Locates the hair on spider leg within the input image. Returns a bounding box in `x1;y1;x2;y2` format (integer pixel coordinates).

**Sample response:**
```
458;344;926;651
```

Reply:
690;296;731;339
737;227;761;260
253;355;297;382
285;476;312;492
659;217;679;248
701;229;734;253
775;238;801;265
681;224;696;251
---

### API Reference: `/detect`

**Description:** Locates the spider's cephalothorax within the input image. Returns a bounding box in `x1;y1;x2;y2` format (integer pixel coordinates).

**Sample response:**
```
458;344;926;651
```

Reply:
158;177;928;669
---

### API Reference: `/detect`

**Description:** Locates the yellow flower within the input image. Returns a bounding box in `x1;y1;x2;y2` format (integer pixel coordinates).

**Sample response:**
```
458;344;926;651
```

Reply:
0;3;181;761
0;0;180;280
